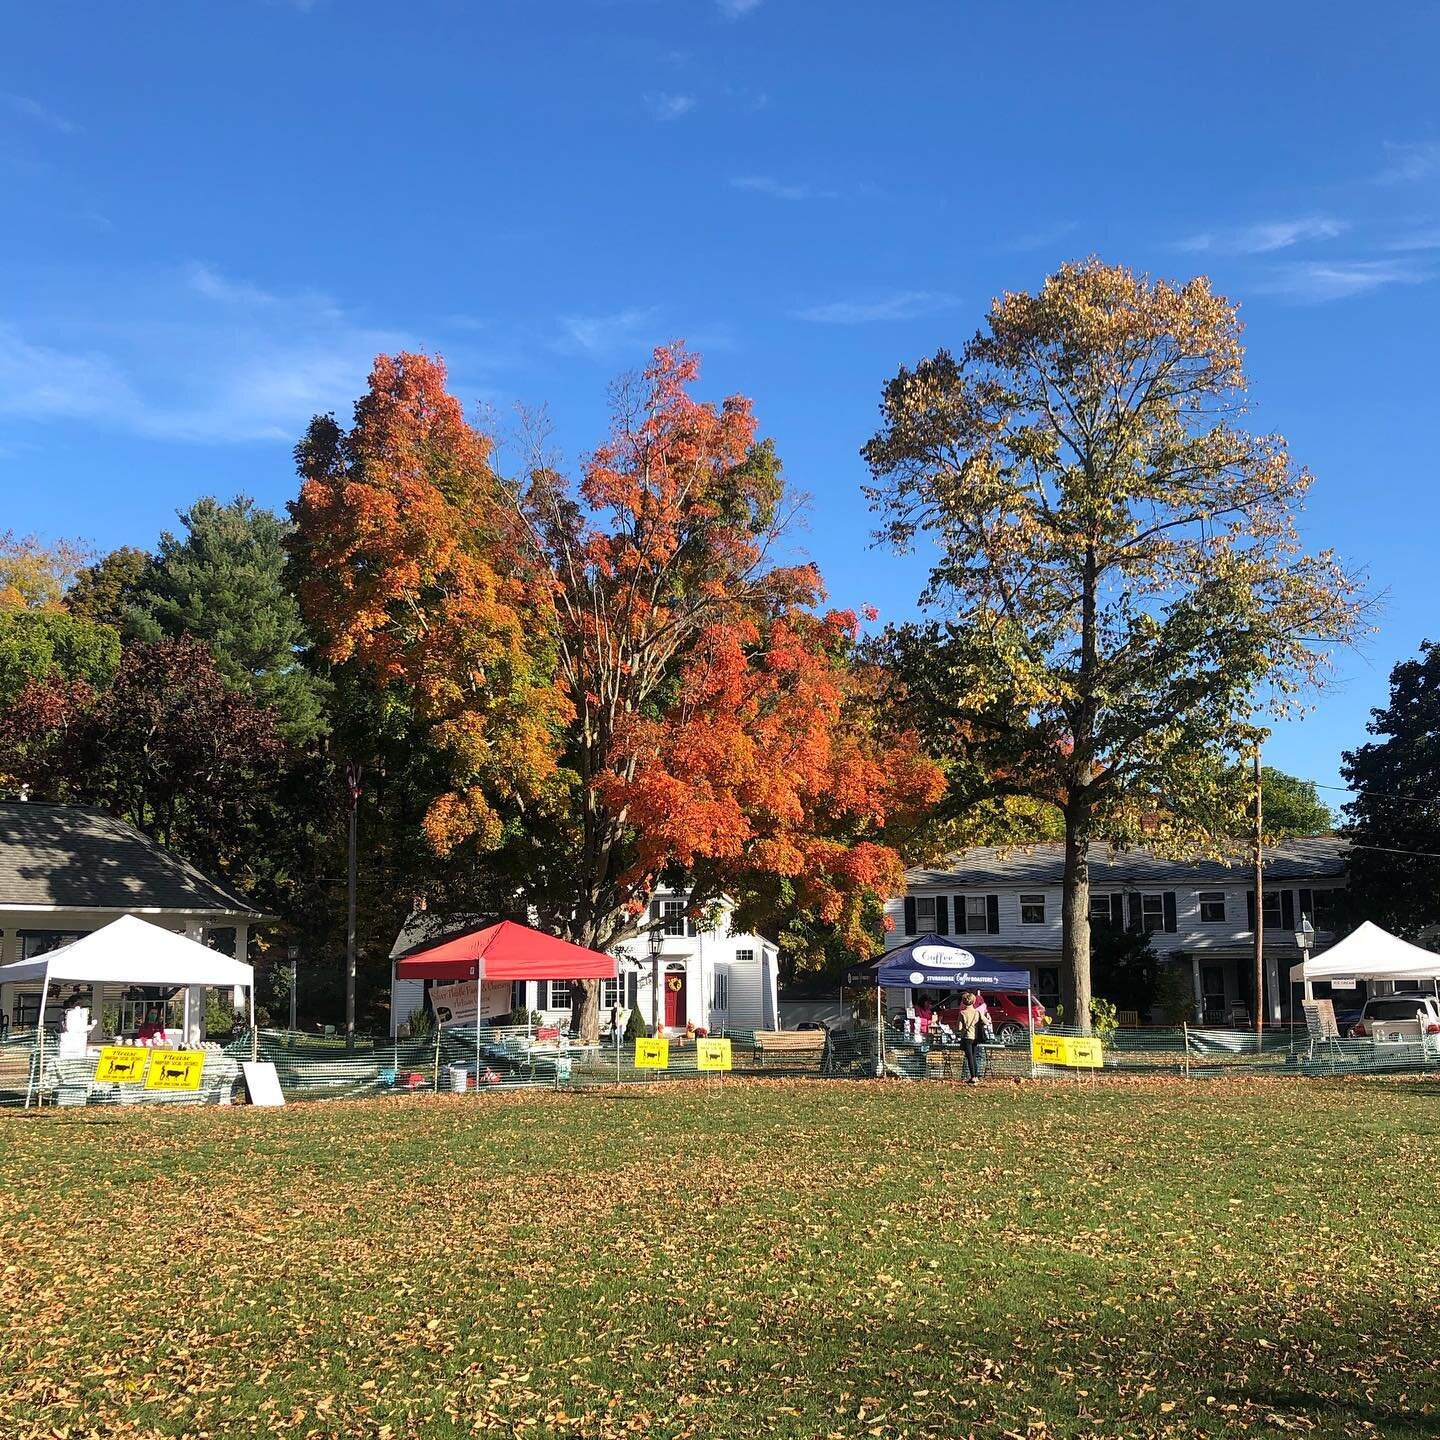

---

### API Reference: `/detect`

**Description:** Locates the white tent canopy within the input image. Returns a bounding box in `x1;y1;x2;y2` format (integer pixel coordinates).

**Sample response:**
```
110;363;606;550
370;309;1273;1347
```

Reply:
0;914;254;990
1289;920;1440;986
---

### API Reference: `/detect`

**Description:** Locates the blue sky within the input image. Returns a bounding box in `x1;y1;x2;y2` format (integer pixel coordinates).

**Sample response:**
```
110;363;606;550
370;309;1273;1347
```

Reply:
2;0;1437;804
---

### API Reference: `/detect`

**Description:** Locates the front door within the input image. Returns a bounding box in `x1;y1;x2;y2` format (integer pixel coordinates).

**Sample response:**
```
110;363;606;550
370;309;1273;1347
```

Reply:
1201;965;1226;1024
664;970;687;1028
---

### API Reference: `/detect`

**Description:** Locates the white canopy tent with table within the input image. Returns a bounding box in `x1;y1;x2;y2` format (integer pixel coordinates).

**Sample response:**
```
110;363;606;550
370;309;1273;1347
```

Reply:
0;914;256;1106
1289;920;1440;994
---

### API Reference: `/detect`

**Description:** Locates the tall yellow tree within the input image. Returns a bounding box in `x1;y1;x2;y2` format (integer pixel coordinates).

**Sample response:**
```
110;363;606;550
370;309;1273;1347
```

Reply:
865;260;1366;1029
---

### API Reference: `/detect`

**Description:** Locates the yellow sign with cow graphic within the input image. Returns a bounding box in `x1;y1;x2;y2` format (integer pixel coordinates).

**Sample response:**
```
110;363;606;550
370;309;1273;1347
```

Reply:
1030;1034;1104;1069
634;1037;670;1070
143;1048;206;1091
95;1046;150;1084
695;1038;732;1072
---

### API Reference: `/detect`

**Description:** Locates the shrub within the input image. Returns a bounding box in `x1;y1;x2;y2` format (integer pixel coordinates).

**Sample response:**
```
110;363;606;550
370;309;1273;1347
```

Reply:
624;1006;648;1041
1154;960;1196;1025
1089;997;1120;1039
406;1006;434;1040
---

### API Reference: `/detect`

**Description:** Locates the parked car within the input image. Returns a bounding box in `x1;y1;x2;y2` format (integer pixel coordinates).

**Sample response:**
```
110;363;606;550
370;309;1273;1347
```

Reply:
1349;992;1440;1038
937;990;1050;1045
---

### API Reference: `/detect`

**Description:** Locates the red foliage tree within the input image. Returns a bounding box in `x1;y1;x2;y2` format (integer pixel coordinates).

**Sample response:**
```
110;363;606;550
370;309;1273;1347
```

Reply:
291;345;942;1041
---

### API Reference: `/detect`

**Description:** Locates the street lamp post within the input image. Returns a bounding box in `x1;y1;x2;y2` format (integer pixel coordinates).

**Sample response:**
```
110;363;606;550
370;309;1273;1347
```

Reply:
1294;918;1315;1030
648;924;664;1035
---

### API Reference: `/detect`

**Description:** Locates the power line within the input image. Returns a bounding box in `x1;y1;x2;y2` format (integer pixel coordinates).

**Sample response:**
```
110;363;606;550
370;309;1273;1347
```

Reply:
1314;781;1440;810
1346;842;1440;862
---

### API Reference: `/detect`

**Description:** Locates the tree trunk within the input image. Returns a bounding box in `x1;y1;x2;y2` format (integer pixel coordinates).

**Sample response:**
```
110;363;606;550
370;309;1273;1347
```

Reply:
1061;815;1092;1034
570;977;601;1046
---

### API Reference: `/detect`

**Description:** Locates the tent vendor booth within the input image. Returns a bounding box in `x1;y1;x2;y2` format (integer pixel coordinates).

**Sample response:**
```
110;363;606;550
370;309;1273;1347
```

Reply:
394;920;617;1085
845;933;1035;1075
0;915;257;1107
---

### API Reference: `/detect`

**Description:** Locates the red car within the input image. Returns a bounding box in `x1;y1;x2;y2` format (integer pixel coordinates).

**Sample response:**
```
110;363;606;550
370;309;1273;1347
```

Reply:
937;990;1049;1045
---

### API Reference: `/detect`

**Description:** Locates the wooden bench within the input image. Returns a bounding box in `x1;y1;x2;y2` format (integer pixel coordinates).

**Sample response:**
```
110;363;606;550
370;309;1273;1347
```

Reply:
752;1030;827;1070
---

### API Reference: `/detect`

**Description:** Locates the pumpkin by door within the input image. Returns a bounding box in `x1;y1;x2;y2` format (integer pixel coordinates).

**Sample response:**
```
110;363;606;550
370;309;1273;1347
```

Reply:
663;969;687;1028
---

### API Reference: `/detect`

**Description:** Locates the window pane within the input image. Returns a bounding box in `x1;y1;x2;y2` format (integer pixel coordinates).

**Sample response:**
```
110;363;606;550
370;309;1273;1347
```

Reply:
1089;895;1112;924
916;897;936;925
1262;892;1282;928
1141;894;1164;933
1036;967;1060;1000
711;970;730;1011
1019;893;1045;924
1199;892;1226;923
962;895;987;933
549;981;572;1009
663;900;687;936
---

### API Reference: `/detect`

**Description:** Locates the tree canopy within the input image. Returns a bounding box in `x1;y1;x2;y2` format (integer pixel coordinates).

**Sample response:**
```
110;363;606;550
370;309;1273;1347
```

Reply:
1341;641;1440;938
128;497;328;744
865;259;1364;1026
292;345;942;1040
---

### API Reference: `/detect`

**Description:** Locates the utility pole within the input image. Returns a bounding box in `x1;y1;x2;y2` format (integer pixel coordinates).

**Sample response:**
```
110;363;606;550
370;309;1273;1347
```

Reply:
288;943;299;1035
345;762;363;1053
1252;746;1264;1049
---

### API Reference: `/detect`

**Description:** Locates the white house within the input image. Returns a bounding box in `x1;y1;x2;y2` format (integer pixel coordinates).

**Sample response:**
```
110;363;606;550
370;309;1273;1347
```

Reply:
387;887;780;1037
888;836;1348;1024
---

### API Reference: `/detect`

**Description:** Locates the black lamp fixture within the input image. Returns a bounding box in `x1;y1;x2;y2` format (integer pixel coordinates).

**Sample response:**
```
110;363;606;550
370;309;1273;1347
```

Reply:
647;924;664;960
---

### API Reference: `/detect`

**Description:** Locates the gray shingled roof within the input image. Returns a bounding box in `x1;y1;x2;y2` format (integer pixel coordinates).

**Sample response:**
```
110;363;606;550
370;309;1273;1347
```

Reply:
909;835;1347;888
0;802;263;915
389;911;496;960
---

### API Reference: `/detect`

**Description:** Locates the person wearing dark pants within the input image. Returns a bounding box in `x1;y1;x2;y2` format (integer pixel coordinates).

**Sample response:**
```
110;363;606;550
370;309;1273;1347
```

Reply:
957;991;984;1085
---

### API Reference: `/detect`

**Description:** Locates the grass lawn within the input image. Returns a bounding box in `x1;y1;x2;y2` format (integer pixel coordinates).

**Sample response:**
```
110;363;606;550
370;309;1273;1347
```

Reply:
3;1076;1439;1439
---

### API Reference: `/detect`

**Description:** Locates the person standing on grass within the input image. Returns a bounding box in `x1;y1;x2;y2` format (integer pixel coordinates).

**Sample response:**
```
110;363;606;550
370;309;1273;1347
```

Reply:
957;991;984;1085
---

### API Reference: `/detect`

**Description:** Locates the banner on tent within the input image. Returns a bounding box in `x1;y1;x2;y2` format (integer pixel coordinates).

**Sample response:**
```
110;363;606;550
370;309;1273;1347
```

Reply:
429;979;512;1027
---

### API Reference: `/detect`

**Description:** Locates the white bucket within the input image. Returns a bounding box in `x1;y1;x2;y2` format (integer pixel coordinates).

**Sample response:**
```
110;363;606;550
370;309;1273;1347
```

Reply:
449;1066;469;1093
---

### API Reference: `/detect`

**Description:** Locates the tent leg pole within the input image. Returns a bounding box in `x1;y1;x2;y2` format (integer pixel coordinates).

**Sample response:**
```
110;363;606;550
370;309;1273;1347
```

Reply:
27;978;49;1110
249;984;257;1062
876;985;884;1078
1028;987;1035;1080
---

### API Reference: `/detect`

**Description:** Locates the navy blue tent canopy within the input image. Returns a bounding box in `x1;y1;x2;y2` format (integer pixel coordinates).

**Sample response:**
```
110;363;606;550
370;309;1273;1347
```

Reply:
844;933;1031;990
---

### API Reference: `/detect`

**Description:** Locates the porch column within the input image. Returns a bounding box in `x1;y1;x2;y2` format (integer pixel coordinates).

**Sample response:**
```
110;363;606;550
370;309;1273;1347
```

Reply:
233;924;250;1015
183;921;205;1044
1264;948;1282;1025
1191;955;1203;1025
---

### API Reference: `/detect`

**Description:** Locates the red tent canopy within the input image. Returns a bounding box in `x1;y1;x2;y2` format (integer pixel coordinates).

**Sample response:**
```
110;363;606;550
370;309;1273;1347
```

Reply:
394;920;617;983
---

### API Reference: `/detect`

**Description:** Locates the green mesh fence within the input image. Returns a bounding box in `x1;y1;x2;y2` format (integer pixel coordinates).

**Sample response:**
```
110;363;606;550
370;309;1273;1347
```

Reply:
2;1018;1435;1109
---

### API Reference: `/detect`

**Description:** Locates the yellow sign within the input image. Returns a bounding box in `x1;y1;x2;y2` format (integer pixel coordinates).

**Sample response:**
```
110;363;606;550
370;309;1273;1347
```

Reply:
1031;1034;1069;1066
634;1037;670;1070
95;1046;149;1084
695;1038;732;1072
143;1049;206;1091
1030;1034;1104;1069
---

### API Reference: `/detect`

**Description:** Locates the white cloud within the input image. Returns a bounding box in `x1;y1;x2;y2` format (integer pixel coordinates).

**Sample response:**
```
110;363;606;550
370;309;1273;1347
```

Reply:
717;0;764;16
0;325;136;420
645;92;696;121
0;263;411;444
1256;258;1431;303
730;174;838;202
1177;216;1346;255
185;261;280;306
1385;226;1440;251
1378;140;1440;184
2;92;79;135
554;306;660;357
794;290;961;324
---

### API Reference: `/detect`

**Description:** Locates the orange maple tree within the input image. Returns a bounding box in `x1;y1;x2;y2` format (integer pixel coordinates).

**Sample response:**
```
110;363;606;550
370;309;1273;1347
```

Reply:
292;345;941;1041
